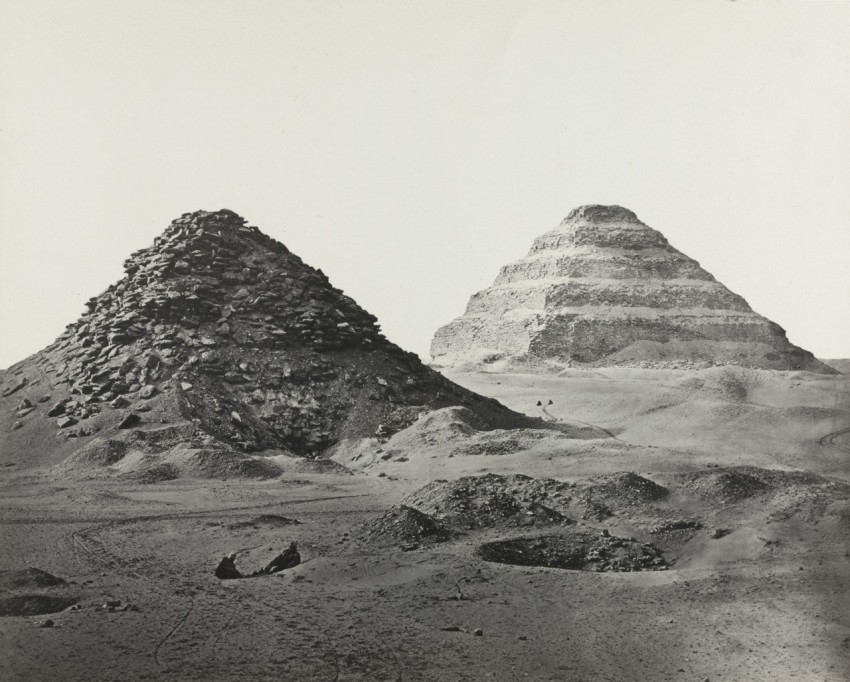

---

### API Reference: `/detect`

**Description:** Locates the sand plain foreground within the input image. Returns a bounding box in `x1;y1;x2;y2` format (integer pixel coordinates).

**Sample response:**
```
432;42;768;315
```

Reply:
1;366;849;681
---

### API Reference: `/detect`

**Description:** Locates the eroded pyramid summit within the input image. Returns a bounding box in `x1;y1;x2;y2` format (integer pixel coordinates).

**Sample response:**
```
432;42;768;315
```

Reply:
1;209;541;464
431;205;833;373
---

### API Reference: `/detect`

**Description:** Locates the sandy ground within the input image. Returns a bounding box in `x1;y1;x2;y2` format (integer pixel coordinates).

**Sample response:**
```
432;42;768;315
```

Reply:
2;367;849;681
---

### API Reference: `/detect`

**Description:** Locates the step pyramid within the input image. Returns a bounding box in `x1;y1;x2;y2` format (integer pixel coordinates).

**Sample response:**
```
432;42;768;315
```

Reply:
431;205;833;373
1;209;540;460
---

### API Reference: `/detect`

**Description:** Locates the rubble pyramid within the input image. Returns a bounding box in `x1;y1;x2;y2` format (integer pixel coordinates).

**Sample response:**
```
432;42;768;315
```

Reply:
431;205;833;373
1;209;542;463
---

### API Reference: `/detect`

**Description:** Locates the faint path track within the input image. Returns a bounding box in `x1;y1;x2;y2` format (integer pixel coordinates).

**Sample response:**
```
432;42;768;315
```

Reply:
154;594;196;668
323;633;340;682
818;426;850;454
385;643;404;682
541;406;619;441
2;494;370;526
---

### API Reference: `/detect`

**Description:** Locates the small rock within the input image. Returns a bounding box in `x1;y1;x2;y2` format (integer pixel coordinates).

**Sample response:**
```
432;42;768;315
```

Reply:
38;619;55;628
18;398;33;409
2;377;28;397
11;421;23;431
139;385;157;399
230;411;243;425
473;629;483;636
118;413;142;429
47;400;69;417
110;396;129;409
57;416;77;429
180;382;193;391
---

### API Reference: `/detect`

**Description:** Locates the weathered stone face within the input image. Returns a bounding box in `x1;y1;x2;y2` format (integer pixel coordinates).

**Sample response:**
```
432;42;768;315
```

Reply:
431;205;833;373
11;209;541;455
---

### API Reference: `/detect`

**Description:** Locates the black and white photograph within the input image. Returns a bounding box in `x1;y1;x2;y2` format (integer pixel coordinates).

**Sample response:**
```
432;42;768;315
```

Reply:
1;1;849;680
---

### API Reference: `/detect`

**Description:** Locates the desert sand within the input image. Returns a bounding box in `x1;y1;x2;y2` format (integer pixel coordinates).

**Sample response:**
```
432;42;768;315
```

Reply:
2;364;849;681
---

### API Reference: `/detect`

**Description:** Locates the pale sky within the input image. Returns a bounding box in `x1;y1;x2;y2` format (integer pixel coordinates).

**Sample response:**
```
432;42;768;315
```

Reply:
1;0;849;369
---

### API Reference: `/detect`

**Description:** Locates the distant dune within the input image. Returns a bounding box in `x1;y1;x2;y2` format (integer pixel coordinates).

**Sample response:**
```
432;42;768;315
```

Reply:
820;358;850;374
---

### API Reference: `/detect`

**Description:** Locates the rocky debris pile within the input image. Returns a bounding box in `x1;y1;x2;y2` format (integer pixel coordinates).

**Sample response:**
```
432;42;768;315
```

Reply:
647;518;704;543
3;209;543;460
674;466;844;506
476;531;668;572
682;468;770;503
580;471;669;505
362;505;453;548
431;204;834;373
406;472;669;527
406;474;571;531
566;471;669;521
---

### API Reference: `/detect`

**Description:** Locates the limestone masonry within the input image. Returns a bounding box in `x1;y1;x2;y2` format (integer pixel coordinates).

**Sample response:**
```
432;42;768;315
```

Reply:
3;210;540;455
431;205;833;373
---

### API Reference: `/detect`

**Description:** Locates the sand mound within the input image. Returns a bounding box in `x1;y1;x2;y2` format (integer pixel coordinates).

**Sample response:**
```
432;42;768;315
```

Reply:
0;568;65;591
165;446;282;480
0;568;77;618
54;429;285;482
131;462;181;483
476;531;667;572
330;406;592;468
383;407;564;453
61;438;130;467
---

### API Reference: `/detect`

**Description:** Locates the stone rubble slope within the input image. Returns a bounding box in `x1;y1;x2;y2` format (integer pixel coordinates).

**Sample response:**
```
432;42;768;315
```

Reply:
431;205;833;373
1;209;545;465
